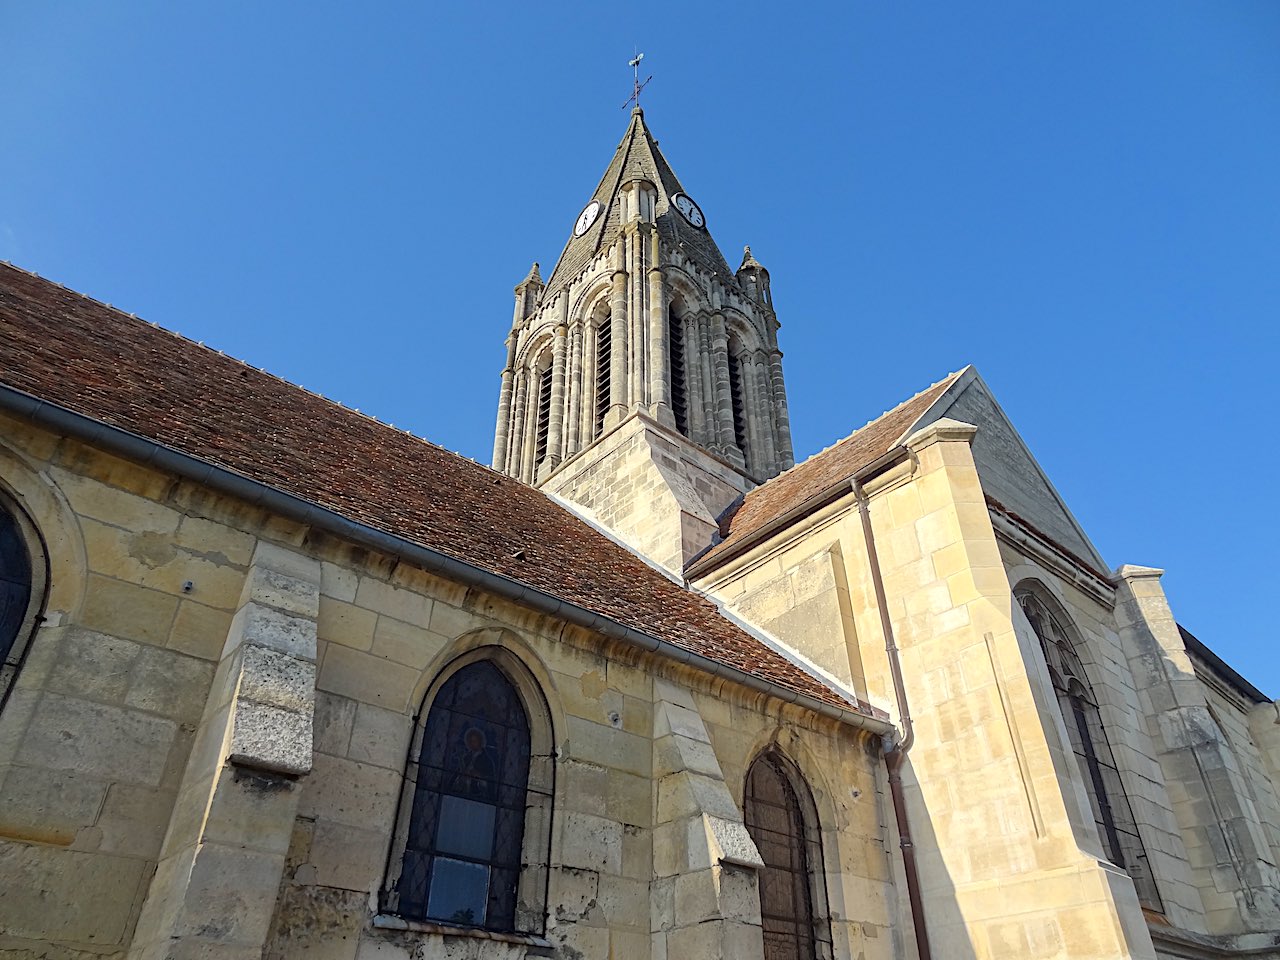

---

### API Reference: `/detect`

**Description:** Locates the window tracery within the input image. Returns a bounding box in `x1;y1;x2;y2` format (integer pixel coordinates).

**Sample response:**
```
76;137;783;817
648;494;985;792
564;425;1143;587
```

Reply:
1018;589;1163;911
384;657;553;934
744;750;832;960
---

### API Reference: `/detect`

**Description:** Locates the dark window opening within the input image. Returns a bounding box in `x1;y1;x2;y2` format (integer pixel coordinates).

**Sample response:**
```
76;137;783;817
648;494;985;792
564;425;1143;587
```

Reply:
669;314;688;436
0;504;32;669
533;365;552;466
1020;591;1163;912
728;353;748;458
745;752;820;960
594;321;612;436
396;661;532;932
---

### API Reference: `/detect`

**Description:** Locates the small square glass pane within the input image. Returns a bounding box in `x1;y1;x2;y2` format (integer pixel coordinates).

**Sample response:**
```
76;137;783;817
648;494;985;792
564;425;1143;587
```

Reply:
426;857;489;927
436;795;497;860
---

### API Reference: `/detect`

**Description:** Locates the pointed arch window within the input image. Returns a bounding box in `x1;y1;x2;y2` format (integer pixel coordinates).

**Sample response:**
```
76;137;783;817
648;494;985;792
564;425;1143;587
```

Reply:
668;310;688;437
744;751;833;960
594;319;612;437
728;349;749;461
384;657;554;934
0;497;40;710
1019;590;1162;911
533;364;553;467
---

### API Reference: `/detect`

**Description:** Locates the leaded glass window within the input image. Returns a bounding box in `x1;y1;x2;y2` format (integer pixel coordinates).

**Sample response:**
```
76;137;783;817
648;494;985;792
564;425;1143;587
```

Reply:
0;504;32;672
1019;590;1163;912
744;752;826;960
397;661;532;931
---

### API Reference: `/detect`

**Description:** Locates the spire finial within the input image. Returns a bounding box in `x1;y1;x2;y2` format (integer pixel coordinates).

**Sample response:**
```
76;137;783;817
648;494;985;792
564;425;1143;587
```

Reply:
623;50;652;111
523;261;542;285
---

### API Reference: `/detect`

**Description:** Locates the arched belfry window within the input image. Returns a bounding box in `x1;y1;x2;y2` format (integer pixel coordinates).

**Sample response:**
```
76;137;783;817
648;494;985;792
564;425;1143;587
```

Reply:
1018;589;1163;911
744;750;833;960
0;496;42;709
383;654;554;935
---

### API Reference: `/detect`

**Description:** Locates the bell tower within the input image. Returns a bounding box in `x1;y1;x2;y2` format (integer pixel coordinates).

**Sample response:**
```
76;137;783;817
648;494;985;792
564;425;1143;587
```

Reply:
491;108;794;571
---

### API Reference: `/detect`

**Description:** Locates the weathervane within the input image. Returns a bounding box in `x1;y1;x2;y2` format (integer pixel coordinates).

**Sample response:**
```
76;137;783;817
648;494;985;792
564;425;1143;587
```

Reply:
623;50;652;110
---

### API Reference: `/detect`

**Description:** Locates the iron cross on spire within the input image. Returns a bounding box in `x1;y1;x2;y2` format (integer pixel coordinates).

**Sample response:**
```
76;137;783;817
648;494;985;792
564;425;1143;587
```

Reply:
623;51;652;110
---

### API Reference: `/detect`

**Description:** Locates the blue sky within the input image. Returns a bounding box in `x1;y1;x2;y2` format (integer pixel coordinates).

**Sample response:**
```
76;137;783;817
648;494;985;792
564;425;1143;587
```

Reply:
2;3;1277;695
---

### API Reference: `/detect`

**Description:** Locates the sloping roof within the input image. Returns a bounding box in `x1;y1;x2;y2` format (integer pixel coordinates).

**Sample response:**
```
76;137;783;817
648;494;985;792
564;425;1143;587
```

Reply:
1179;625;1270;705
0;262;876;715
543;108;734;297
690;371;964;573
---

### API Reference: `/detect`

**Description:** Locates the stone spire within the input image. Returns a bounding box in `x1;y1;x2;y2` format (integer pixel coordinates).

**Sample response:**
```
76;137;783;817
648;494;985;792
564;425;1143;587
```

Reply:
491;111;796;572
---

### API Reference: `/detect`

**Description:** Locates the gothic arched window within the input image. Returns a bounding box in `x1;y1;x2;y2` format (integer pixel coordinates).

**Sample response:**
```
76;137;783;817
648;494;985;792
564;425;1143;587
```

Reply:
533;363;553;467
0;497;39;710
1018;589;1162;911
744;750;832;960
668;309;689;437
384;656;554;935
727;347;749;463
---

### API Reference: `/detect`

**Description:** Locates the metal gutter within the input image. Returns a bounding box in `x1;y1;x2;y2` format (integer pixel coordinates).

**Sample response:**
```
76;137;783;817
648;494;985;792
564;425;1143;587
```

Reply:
0;383;889;733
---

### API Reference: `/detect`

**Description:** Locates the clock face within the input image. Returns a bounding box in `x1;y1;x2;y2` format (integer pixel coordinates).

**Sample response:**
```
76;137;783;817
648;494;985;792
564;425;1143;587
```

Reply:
671;193;705;229
573;200;601;237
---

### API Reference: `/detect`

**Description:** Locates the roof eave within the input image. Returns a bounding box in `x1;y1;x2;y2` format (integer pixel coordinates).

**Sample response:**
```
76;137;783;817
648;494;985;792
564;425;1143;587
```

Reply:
0;382;891;734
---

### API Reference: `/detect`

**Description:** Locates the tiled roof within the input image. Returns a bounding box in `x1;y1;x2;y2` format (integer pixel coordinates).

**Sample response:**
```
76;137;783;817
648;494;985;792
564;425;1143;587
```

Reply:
544;108;734;297
690;372;964;573
0;262;873;716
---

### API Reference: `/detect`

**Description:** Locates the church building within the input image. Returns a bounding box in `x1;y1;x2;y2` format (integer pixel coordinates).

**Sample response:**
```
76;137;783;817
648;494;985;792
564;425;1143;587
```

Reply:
0;108;1276;960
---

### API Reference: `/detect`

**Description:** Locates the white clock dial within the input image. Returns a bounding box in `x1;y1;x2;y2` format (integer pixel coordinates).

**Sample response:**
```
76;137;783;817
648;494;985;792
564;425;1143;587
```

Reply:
574;200;601;237
671;193;705;229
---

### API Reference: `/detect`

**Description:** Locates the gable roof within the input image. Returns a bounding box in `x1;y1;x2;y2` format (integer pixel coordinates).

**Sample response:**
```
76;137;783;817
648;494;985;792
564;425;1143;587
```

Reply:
689;371;965;574
544;108;734;297
0;261;877;718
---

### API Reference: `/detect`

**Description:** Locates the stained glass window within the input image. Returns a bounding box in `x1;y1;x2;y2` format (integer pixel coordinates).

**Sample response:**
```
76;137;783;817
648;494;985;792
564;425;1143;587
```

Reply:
397;660;532;931
1019;591;1163;912
745;752;821;960
0;504;32;671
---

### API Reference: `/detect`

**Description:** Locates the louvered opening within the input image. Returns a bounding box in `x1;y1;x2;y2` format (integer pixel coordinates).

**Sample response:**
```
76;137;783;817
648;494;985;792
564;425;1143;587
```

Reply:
594;321;612;437
534;366;552;465
669;314;688;437
728;354;748;459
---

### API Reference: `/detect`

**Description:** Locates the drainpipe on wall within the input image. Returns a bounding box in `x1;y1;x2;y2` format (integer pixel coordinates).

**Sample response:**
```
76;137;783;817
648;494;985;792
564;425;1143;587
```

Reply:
853;477;933;960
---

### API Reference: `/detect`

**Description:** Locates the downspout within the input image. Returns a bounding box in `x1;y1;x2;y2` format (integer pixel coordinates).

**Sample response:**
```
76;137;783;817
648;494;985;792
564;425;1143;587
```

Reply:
853;477;933;960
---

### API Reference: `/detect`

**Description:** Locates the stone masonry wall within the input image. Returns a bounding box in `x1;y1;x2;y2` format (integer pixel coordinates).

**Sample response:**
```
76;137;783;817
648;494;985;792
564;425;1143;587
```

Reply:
0;414;891;960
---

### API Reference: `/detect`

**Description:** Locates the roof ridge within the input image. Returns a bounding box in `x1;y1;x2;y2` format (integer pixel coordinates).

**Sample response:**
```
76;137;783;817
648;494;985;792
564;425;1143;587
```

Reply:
0;261;515;481
751;367;967;491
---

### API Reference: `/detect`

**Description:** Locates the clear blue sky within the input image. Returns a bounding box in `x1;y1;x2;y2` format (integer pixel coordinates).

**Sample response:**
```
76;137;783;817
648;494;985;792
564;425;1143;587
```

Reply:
2;3;1277;695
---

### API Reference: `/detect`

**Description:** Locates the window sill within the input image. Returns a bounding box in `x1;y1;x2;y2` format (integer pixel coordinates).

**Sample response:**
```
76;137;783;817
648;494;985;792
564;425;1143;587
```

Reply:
372;914;552;952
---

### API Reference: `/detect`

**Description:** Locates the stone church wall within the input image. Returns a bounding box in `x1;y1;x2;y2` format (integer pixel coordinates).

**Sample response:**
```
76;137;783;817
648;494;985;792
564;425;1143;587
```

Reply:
0;414;894;960
697;421;1163;960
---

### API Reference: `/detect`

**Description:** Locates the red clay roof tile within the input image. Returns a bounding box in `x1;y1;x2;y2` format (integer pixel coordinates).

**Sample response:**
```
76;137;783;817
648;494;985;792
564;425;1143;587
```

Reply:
0;262;875;717
691;371;963;572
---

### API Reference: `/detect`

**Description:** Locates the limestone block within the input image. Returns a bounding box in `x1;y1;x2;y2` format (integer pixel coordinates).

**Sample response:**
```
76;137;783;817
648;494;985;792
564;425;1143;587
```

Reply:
96;782;175;858
229;701;313;776
0;839;148;944
698;814;764;870
657;771;748;823
321;561;359;603
47;628;141;703
170;600;235;661
318;596;378;652
240;645;316;714
565;716;649;778
240;564;320;619
125;645;217;722
18;692;177;786
81;574;180;646
558;810;624;874
170;844;291;946
200;770;302;856
264;883;366;960
347;702;412;771
354;577;432;625
298;754;401;833
230;601;318;662
318;644;416;711
0;763;107;846
307;818;389;892
175;515;256;567
369;616;443;670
